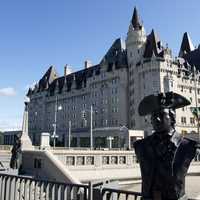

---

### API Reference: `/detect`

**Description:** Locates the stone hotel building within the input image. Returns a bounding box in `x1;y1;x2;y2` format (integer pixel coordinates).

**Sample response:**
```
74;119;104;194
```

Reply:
27;7;200;145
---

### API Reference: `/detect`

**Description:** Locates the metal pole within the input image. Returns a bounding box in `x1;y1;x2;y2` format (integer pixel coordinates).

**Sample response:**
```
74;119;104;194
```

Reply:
194;67;200;137
69;120;71;148
53;96;58;148
88;182;93;200
90;105;93;150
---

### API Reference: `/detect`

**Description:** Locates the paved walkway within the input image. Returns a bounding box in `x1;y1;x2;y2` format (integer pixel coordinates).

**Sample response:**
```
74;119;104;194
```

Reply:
186;175;200;199
121;175;200;199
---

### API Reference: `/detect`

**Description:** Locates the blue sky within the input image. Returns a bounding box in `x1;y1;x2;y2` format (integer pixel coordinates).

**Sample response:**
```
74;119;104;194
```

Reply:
0;0;200;131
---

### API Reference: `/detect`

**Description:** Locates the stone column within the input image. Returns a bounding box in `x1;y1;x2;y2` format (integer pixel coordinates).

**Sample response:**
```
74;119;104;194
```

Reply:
20;100;34;150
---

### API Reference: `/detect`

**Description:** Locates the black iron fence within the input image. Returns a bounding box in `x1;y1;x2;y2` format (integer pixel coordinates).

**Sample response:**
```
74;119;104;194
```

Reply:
0;173;143;200
0;173;90;200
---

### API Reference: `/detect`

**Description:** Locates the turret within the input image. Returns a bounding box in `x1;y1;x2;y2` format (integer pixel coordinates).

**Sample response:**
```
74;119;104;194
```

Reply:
179;32;194;57
126;7;146;65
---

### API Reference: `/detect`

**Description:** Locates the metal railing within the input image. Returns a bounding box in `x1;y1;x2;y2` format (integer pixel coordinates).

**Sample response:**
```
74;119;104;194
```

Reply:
101;187;142;200
1;173;199;200
0;173;91;200
0;173;144;200
50;147;131;151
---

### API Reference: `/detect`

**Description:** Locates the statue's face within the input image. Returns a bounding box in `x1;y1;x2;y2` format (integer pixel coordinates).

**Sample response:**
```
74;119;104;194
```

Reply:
151;109;172;134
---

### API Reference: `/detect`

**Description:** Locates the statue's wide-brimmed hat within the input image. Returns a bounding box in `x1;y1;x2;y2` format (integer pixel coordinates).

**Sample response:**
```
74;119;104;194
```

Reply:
138;92;191;116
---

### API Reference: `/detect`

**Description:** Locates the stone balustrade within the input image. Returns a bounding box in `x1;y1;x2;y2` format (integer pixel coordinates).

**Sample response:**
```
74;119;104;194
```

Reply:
52;149;138;168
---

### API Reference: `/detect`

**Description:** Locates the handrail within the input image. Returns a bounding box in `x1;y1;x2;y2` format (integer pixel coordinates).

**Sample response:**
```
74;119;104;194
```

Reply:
0;173;87;188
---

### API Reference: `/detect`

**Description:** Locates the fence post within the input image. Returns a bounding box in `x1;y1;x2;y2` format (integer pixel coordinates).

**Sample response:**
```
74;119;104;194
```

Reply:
88;182;93;200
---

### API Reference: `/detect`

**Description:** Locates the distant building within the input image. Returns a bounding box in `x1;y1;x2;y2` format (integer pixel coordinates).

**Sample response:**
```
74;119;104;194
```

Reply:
27;7;200;145
3;130;22;145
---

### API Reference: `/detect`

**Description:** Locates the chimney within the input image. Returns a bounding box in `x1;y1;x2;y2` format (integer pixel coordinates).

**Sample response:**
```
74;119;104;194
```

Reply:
64;64;68;76
84;60;92;69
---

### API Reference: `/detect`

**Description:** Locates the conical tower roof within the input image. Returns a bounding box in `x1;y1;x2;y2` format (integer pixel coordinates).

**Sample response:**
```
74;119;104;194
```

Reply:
131;7;142;30
179;32;194;57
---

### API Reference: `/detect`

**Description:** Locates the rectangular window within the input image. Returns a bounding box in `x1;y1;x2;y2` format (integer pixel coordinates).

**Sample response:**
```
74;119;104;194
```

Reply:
34;158;42;169
112;107;118;113
181;117;186;124
105;119;108;126
181;130;187;135
190;117;195;124
181;86;183;92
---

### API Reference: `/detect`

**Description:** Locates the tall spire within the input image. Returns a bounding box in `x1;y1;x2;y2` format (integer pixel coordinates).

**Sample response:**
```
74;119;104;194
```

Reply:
131;7;142;30
179;32;194;57
20;99;33;150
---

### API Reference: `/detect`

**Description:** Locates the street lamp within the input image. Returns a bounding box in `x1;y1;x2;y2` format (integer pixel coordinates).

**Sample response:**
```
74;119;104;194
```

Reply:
34;111;38;145
51;96;62;148
82;105;94;150
68;120;71;148
193;66;200;139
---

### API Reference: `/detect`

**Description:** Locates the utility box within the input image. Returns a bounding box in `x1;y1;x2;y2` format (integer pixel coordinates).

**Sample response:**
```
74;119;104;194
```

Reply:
40;132;50;149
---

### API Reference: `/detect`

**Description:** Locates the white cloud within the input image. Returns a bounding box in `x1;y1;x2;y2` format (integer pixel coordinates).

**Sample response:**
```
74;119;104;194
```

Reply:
0;87;17;96
0;119;21;132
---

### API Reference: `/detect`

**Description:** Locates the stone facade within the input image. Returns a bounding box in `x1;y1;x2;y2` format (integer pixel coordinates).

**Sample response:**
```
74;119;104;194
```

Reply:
27;7;200;144
126;8;200;136
27;39;129;144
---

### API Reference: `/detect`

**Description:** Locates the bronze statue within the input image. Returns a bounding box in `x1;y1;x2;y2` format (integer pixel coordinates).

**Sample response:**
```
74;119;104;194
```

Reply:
10;134;22;170
134;92;199;200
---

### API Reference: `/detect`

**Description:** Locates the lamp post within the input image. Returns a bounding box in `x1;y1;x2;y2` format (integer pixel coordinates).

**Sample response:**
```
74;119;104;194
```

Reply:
82;105;94;150
68;120;71;148
51;96;62;148
90;105;93;150
33;111;37;145
193;66;200;138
